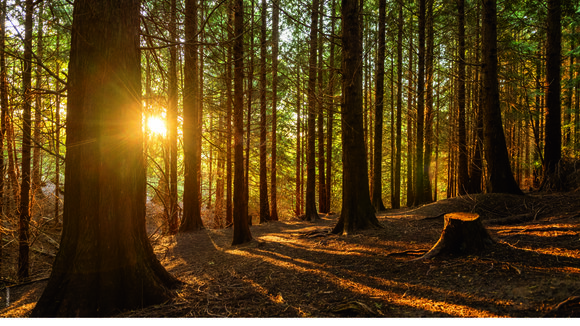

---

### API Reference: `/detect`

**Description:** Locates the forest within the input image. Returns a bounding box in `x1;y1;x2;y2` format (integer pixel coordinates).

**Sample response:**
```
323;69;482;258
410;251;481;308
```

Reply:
0;0;580;318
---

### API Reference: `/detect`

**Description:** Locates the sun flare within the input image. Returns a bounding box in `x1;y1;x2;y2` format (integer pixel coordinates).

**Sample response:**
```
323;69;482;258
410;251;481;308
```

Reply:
147;116;167;137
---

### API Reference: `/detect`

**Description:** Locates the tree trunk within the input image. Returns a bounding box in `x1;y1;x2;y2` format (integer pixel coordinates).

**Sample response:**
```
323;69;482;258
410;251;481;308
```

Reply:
167;0;179;234
457;0;469;195
423;0;434;203
232;0;252;245
371;0;386;212
54;32;61;225
0;0;7;261
18;0;34;281
393;0;403;209
317;0;327;214
259;0;270;223
332;0;381;235
270;0;280;220
226;4;233;227
468;1;483;194
413;0;425;206
418;213;494;260
31;0;180;315
326;0;336;213
245;0;253;225
32;1;44;200
295;64;302;216
181;0;204;232
305;0;320;222
481;0;522;195
406;8;415;207
542;0;562;190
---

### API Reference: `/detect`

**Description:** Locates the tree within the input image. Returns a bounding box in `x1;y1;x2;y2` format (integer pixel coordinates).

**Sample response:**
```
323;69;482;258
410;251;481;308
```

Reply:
371;0;387;212
393;0;403;209
542;0;562;190
317;0;327;214
0;0;7;263
259;0;270;223
167;0;179;234
332;0;381;235
456;0;469;195
304;0;320;222
31;0;180;316
18;0;33;281
481;0;522;195
181;0;204;232
232;0;252;245
414;0;426;206
270;0;280;220
422;0;434;203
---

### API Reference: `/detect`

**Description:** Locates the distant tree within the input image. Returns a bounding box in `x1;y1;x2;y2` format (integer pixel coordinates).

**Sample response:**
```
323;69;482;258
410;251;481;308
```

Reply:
232;0;252;245
31;0;180;315
371;0;387;212
481;0;522;195
332;0;381;235
181;0;204;232
542;0;562;190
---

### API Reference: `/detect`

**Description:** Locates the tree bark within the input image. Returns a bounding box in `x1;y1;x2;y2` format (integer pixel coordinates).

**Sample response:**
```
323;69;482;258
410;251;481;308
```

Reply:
371;0;386;212
317;0;327;214
259;0;270;223
542;0;562;190
423;0;434;203
413;0;426;206
18;0;34;281
31;0;180;315
226;5;234;227
0;0;7;261
457;0;469;195
305;0;320;222
232;0;252;245
181;0;204;232
167;0;179;234
332;0;381;235
481;0;522;195
393;0;403;209
270;0;280;220
325;0;336;213
32;1;44;199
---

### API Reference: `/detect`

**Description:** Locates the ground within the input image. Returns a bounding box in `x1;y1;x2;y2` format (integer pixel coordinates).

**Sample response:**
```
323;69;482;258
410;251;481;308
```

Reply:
1;191;579;317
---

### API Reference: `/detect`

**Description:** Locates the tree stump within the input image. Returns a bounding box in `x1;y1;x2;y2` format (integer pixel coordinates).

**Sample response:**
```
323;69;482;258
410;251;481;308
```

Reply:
418;212;494;260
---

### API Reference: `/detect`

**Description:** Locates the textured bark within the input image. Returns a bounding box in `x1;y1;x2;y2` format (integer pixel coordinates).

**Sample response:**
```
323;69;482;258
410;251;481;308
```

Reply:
332;0;381;235
270;0;280;220
31;0;180;315
32;1;44;199
371;0;386;212
295;65;302;216
0;0;7;260
18;0;33;281
423;0;434;203
305;0;320;222
317;0;327;214
167;0;179;234
226;5;233;227
325;0;336;214
259;0;270;223
456;0;469;195
406;6;414;207
232;0;252;245
413;0;425;206
542;0;562;190
393;0;403;209
181;0;204;232
468;2;483;194
481;0;522;195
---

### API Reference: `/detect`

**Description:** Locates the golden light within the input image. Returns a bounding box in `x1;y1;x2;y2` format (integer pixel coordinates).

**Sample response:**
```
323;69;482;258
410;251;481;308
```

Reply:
147;115;167;137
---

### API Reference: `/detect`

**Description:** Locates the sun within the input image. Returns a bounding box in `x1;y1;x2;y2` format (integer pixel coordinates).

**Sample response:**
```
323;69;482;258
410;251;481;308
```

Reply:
147;115;167;137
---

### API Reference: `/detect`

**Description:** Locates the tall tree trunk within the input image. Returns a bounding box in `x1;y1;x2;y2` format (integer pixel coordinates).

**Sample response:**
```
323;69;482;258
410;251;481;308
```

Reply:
54;32;61;225
0;0;7;261
423;0;434;203
371;0;386;212
181;0;204;232
317;0;327;214
245;0;253;225
270;0;280;220
393;0;403;209
456;0;469;195
468;1;483;194
406;8;415;207
32;1;44;199
167;0;179;234
18;0;34;281
332;0;381;235
31;0;180;315
226;4;234;227
542;0;562;190
305;0;320;221
481;0;522;195
215;113;225;226
413;0;426;206
325;0;336;213
232;0;252;245
295;64;302;216
259;0;270;223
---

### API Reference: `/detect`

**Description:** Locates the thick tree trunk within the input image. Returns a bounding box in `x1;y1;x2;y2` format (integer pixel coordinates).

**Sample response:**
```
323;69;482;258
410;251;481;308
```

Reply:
332;0;381;235
305;0;320;222
419;213;494;260
457;0;469;195
423;0;434;203
413;0;425;206
542;0;562;191
481;0;522;195
18;0;34;281
31;0;180;316
232;0;252;245
181;0;204;232
371;0;386;212
259;0;270;223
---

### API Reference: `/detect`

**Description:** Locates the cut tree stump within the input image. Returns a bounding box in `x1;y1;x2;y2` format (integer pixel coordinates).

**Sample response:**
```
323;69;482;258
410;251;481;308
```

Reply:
417;212;495;260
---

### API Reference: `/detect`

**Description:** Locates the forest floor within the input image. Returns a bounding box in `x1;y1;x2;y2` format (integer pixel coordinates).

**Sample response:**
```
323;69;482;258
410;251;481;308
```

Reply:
1;191;580;317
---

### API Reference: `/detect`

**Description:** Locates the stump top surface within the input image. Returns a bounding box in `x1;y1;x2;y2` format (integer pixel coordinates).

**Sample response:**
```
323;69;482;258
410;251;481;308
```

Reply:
444;212;480;221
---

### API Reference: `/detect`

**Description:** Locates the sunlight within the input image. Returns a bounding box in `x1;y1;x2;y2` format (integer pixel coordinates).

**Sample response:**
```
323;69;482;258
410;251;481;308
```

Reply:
147;115;167;137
